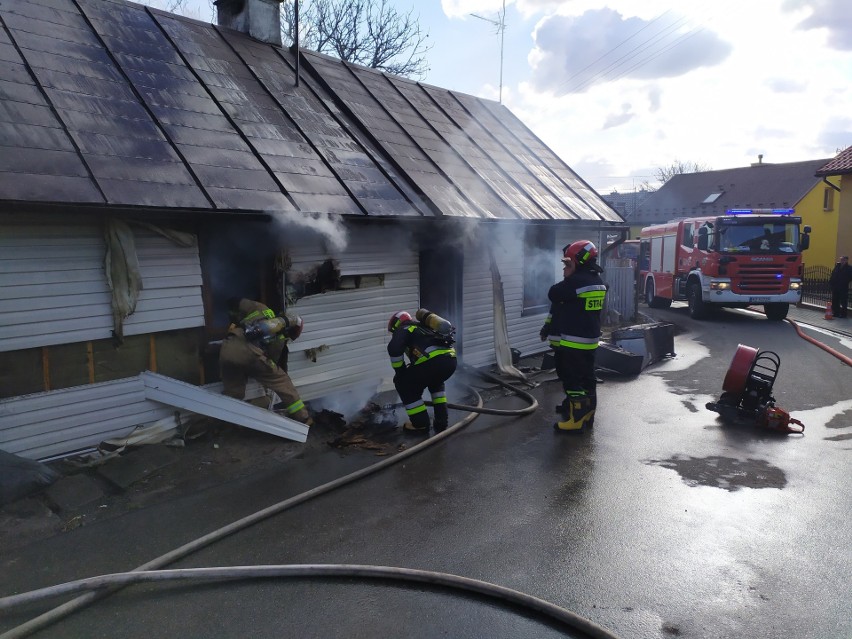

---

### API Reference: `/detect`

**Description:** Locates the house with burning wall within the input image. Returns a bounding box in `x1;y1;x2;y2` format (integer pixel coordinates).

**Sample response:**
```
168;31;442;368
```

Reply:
0;0;624;460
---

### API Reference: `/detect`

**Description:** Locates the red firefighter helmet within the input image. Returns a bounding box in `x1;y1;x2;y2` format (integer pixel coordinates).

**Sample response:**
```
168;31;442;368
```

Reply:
562;240;598;266
388;311;412;332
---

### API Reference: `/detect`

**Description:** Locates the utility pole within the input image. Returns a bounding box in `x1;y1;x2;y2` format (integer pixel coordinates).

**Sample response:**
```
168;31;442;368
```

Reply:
470;0;506;103
294;0;300;87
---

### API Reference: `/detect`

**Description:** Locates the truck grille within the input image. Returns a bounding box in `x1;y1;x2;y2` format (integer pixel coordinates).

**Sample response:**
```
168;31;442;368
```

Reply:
732;264;788;294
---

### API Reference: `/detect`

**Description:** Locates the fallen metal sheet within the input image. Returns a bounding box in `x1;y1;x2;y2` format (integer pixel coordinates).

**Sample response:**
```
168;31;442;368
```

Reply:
140;372;309;443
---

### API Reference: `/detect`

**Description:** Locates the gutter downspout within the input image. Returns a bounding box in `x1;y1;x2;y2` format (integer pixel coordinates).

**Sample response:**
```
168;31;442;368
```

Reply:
822;177;840;192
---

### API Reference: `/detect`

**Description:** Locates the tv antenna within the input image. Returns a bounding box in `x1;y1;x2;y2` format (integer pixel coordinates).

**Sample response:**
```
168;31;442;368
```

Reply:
470;0;506;103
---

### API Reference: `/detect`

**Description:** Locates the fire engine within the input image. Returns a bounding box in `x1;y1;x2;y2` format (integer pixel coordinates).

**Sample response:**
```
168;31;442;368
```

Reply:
639;209;811;321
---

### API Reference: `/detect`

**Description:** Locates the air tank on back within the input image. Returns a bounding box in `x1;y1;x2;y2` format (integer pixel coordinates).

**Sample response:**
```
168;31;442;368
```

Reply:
415;308;453;336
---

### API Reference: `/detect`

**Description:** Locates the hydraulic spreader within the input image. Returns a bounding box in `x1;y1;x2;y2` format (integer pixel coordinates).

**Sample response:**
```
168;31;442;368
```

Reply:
705;344;804;434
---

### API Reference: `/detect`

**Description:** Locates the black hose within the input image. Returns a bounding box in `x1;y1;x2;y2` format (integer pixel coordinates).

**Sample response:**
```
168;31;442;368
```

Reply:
0;565;619;639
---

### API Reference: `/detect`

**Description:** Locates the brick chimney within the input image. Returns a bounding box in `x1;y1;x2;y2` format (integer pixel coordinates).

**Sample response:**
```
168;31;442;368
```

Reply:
215;0;282;46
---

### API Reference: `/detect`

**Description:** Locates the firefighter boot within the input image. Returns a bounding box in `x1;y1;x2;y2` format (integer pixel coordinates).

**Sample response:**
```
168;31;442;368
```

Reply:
433;402;449;433
403;410;430;435
587;395;596;428
554;396;594;432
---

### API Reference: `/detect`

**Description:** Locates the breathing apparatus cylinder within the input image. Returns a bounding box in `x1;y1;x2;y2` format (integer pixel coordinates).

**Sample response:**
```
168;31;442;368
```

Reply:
244;317;286;342
416;308;452;336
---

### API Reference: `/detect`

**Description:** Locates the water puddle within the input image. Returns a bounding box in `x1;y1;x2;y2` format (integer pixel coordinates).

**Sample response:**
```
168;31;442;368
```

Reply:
648;455;786;491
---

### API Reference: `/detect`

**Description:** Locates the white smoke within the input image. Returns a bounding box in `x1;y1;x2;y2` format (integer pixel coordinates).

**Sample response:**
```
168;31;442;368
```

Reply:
269;210;349;253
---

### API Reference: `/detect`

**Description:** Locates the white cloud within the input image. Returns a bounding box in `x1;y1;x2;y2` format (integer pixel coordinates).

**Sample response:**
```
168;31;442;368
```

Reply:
528;8;731;95
783;0;852;50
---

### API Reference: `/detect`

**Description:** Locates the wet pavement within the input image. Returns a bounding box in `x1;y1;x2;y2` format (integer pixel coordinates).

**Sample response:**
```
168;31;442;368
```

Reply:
1;303;850;639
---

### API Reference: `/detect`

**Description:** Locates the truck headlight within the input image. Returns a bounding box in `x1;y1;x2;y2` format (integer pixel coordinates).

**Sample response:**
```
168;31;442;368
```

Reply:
788;281;801;290
710;281;731;290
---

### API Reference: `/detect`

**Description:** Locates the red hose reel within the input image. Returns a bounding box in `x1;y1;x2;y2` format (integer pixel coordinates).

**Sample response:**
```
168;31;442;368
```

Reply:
706;344;804;434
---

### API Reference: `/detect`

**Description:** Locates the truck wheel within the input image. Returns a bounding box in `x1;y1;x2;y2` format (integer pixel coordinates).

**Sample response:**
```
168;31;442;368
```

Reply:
764;303;789;321
645;281;672;309
687;281;708;319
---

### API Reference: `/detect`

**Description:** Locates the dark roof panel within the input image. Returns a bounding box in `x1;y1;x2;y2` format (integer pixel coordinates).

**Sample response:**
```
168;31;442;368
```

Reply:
422;84;572;219
0;11;103;203
480;99;620;222
5;0;210;208
82;0;289;210
303;51;482;218
0;0;620;223
388;76;533;218
222;34;422;217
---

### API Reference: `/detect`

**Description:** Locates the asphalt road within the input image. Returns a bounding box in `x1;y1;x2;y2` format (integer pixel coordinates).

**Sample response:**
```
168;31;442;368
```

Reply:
1;304;850;639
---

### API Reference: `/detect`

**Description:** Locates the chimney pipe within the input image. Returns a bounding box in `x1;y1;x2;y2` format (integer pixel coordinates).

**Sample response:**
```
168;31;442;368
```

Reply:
215;0;282;46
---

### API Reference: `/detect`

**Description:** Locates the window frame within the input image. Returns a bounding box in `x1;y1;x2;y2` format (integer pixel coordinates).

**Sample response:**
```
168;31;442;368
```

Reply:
522;225;555;315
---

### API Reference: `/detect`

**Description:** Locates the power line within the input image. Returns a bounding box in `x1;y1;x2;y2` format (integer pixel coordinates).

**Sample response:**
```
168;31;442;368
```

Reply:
555;6;726;95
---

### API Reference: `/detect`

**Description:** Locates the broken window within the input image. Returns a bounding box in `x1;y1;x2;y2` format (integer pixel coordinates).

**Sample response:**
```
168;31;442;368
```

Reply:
283;256;384;304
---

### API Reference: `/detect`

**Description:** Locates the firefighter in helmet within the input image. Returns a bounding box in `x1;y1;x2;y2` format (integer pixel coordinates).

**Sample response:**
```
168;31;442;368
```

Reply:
219;298;312;426
387;310;457;434
539;241;608;431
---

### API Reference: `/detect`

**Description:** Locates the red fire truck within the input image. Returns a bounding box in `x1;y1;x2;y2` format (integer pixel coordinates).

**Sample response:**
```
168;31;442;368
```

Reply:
639;209;811;320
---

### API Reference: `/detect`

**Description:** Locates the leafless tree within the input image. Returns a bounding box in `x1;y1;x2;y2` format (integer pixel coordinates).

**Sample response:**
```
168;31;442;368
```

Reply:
281;0;431;79
655;160;711;185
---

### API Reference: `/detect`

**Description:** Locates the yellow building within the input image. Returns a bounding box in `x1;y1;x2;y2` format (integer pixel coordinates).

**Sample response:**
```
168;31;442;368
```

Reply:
815;150;852;267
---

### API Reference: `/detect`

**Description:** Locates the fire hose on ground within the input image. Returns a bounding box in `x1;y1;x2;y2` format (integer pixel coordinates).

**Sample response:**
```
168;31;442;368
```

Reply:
0;365;622;639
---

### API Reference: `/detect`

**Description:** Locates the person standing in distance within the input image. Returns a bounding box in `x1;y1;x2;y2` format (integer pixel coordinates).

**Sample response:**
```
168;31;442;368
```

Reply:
829;255;852;319
540;240;608;431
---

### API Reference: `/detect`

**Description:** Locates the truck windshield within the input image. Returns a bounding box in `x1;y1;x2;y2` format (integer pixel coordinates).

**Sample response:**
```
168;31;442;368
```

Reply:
717;221;800;254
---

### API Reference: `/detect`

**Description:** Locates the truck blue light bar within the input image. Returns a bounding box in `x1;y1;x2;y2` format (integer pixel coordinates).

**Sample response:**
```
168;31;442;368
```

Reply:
726;208;795;215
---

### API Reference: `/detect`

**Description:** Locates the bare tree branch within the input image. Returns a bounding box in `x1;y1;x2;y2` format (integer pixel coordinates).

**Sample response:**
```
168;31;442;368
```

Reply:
655;160;711;185
282;0;431;79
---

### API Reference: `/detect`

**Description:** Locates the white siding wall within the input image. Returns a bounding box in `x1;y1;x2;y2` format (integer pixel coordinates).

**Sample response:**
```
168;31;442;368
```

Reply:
462;224;588;368
460;242;495;368
284;223;420;400
0;378;173;460
0;222;204;352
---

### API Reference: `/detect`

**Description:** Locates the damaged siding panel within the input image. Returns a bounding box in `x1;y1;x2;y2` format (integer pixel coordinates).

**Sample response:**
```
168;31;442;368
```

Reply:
284;225;419;400
0;222;204;352
0;377;171;460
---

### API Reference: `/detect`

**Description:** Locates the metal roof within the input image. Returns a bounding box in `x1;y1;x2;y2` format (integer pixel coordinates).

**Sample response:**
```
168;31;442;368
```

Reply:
633;159;830;225
0;0;621;223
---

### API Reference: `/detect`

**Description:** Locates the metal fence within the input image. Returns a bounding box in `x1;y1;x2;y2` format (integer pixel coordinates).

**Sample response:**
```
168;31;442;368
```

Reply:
801;265;834;307
602;264;638;325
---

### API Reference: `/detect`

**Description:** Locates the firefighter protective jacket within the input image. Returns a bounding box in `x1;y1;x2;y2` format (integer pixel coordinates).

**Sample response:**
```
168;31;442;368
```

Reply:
387;321;456;371
540;269;608;350
230;298;289;364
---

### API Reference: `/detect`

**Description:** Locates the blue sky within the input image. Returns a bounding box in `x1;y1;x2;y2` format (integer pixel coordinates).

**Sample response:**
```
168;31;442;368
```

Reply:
148;0;852;195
